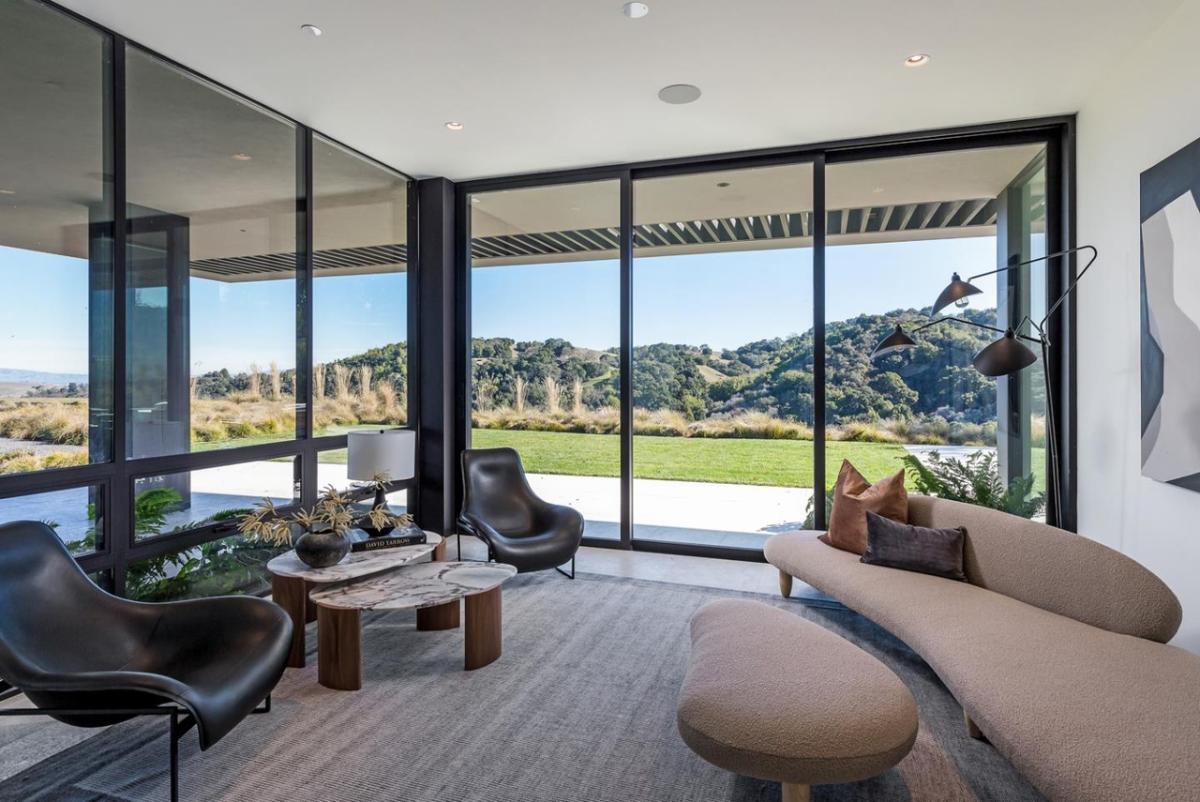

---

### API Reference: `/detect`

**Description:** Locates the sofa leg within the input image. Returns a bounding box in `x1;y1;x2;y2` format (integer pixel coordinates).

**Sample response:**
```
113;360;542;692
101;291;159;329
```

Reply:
965;710;986;741
778;570;793;599
781;782;809;802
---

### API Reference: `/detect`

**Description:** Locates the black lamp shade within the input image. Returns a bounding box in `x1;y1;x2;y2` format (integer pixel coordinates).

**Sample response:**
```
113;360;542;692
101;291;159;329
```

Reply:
972;329;1037;376
871;324;917;358
931;272;983;316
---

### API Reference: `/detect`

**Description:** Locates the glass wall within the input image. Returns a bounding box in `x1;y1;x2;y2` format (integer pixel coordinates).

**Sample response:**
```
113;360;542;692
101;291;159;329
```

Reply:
132;458;298;541
826;145;1050;519
632;164;815;549
125;533;286;602
125;46;299;459
464;140;1063;552
313;135;409;437
0;0;413;600
0;486;104;556
0;0;112;477
468;181;622;540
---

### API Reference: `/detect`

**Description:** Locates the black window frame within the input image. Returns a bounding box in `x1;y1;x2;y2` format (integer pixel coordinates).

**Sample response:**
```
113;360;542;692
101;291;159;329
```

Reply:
0;0;418;595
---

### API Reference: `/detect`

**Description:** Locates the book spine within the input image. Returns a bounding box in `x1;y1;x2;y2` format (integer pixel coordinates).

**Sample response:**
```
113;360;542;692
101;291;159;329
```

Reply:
351;534;427;552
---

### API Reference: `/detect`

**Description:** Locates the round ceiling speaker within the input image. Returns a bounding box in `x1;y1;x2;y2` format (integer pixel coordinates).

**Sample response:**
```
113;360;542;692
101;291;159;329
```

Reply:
658;84;702;105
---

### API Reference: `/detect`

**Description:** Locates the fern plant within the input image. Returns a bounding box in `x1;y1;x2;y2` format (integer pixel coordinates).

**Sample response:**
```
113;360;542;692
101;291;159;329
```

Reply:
901;451;1044;519
133;487;184;537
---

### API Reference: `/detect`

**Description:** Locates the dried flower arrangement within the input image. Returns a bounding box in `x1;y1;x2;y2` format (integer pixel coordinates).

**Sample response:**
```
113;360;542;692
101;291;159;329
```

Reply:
237;485;412;547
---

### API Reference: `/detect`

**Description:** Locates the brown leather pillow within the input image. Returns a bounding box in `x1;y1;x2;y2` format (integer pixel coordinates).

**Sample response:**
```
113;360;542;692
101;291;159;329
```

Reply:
819;460;907;554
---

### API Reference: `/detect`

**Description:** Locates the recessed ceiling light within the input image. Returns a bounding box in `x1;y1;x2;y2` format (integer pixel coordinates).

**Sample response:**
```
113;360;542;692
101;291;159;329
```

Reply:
231;152;252;161
0;189;15;196
445;121;465;131
300;24;323;37
904;53;930;67
872;186;885;193
623;2;649;18
658;84;702;105
716;182;731;188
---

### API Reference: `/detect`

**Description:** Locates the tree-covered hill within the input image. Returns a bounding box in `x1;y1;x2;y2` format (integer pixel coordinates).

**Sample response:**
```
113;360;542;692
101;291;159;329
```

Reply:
471;307;1002;426
187;306;1006;428
191;343;408;400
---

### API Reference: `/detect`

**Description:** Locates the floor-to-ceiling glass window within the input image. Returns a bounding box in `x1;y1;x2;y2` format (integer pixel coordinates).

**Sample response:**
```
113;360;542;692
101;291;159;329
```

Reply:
125;45;299;461
825;145;1049;519
0;0;112;550
632;163;815;549
0;0;415;598
468;181;622;540
312;135;410;497
463;139;1062;553
121;46;303;587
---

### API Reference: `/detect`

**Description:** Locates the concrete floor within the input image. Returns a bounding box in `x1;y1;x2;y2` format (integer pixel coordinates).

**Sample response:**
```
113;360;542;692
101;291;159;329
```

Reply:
0;542;823;781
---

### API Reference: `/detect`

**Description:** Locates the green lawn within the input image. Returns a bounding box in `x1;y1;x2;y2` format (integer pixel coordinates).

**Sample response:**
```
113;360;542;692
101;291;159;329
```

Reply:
471;428;910;489
192;426;1046;494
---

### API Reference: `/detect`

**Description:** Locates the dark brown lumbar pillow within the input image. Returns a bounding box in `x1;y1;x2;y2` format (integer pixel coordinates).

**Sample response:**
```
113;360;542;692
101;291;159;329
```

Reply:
861;511;967;581
819;460;907;555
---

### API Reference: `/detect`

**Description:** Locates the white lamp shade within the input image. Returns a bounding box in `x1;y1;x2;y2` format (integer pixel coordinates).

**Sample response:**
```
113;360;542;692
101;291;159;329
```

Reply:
346;429;415;482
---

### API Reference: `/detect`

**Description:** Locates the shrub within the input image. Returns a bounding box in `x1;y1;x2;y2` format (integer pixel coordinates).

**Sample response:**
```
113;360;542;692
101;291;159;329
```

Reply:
902;450;1044;518
0;400;89;446
689;412;812;441
0;449;87;475
832;421;903;444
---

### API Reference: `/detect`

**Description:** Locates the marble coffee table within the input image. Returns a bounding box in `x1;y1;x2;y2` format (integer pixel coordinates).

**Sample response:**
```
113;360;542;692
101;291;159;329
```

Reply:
309;561;518;690
266;532;444;668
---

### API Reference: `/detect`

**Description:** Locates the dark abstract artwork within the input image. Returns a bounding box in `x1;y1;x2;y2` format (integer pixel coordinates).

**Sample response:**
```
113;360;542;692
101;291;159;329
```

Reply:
1141;135;1200;492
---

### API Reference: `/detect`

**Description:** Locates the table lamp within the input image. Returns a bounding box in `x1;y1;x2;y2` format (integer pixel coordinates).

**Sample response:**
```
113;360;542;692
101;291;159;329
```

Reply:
347;429;415;512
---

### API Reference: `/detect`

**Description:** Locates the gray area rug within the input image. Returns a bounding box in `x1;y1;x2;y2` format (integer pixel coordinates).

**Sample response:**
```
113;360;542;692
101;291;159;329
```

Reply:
0;572;1044;802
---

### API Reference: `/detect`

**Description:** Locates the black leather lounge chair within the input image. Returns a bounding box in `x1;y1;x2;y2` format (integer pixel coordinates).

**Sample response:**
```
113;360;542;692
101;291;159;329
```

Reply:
457;447;584;577
0;521;292;801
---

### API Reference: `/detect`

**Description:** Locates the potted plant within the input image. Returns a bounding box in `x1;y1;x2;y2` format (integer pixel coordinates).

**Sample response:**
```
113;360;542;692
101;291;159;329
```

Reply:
238;486;408;568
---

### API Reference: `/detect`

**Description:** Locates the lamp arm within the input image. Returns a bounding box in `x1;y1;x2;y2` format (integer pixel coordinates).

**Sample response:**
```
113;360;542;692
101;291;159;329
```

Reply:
1038;245;1098;330
965;245;1097;286
914;315;1042;344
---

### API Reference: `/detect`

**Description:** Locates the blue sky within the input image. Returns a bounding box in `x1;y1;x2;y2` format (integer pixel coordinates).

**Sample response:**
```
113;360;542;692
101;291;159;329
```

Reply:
1;236;998;375
474;237;999;350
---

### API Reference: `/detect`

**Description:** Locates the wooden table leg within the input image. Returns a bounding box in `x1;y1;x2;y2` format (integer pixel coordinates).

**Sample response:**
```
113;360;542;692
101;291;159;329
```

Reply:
272;575;308;668
782;783;810;802
305;580;318;623
464;586;502;670
417;599;460;631
317;606;362;691
433;538;447;562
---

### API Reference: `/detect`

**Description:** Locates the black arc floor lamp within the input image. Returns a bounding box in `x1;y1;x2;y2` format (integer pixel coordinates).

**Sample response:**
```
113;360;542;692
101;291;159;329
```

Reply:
871;245;1098;519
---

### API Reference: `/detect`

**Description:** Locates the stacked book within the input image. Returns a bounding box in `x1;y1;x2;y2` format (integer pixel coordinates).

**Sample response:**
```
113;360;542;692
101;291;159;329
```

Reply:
350;530;427;553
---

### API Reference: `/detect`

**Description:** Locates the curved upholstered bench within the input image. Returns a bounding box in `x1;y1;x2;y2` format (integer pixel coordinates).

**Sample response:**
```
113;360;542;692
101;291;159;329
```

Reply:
765;495;1196;802
678;599;918;802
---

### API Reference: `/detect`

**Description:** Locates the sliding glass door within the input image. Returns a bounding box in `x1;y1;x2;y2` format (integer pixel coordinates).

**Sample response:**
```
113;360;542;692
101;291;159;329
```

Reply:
467;180;622;541
631;163;815;550
824;145;1050;517
462;127;1068;554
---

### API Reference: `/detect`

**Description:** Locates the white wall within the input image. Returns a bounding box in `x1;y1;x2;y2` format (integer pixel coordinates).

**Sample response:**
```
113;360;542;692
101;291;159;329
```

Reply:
1076;0;1200;652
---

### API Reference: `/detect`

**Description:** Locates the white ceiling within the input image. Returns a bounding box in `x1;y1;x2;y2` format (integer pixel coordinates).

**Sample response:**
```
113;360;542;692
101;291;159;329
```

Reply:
53;0;1183;181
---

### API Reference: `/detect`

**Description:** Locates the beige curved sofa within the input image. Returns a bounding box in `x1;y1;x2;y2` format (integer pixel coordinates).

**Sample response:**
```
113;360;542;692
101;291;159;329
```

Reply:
765;495;1197;802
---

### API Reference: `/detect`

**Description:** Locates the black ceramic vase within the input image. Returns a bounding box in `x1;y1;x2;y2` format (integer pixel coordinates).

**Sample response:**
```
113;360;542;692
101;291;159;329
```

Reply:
294;529;350;568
